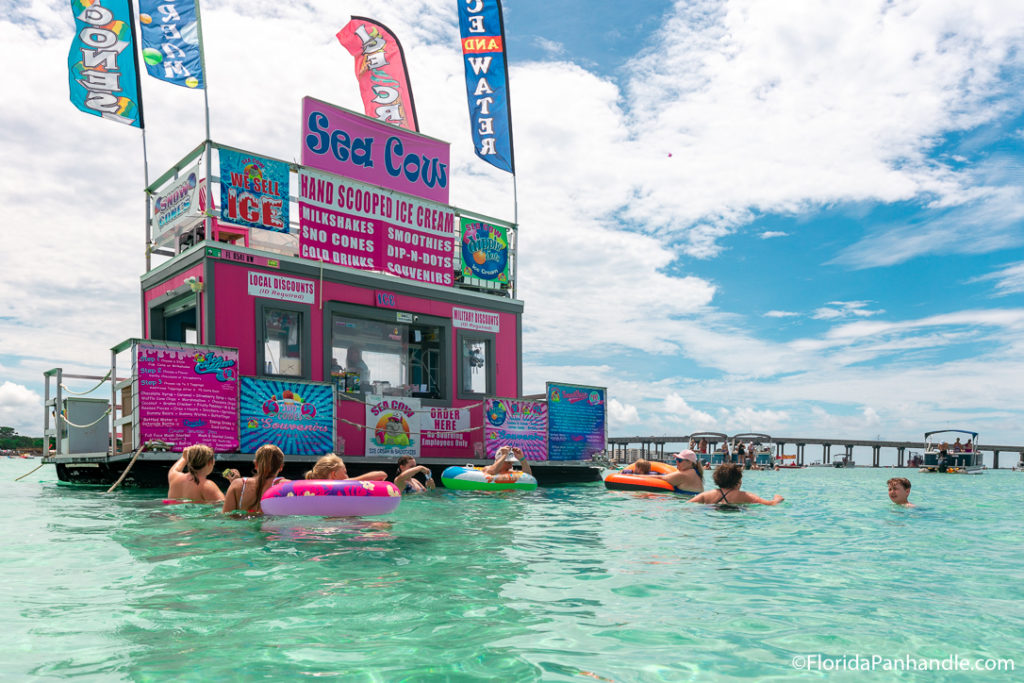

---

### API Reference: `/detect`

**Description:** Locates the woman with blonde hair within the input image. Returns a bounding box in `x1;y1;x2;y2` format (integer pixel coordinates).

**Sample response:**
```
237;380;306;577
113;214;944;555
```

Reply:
305;453;387;482
222;444;287;514
167;444;224;503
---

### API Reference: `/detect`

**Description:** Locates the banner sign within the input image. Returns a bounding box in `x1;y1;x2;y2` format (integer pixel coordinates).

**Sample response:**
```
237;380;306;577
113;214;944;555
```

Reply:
67;0;144;128
457;0;515;174
452;307;500;333
239;378;334;454
247;271;315;305
138;0;204;89
219;149;290;232
485;398;547;460
337;17;418;132
365;395;420;458
151;161;205;241
460;218;509;283
299;167;455;286
136;343;239;452
301;97;449;204
546;382;606;461
422;406;470;450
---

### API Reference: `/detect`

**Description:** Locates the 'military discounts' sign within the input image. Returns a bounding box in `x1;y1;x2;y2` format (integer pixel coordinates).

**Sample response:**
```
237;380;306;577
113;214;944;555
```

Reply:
300;97;449;204
546;382;606;461
299;167;455;286
452;307;500;333
136;343;239;452
239;378;334;454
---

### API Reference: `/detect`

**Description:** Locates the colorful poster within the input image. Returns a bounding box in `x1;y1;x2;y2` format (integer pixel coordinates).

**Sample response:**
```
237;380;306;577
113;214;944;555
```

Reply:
136;343;239;452
337;17;418;131
218;149;290;232
67;0;144;128
422;406;470;450
485;398;547;460
298;167;455;286
247;271;315;305
460;218;509;283
301;97;450;204
239;378;334;454
365;396;420;458
457;0;515;174
546;382;606;461
151;161;205;242
138;0;204;89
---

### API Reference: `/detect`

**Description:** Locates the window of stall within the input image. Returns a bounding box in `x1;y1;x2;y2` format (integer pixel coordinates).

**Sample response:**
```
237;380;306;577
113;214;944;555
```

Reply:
326;302;447;400
150;292;199;344
456;330;496;400
256;300;310;378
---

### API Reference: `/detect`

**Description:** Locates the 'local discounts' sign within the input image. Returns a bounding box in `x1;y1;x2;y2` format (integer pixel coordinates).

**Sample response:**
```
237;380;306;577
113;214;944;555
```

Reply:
247;271;315;304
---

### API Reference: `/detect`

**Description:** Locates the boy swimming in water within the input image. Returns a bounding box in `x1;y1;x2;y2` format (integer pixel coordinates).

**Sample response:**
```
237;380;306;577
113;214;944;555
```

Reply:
887;477;915;507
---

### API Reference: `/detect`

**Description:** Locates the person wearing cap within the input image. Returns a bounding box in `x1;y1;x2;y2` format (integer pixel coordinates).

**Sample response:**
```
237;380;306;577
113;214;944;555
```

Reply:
482;445;533;477
662;449;705;494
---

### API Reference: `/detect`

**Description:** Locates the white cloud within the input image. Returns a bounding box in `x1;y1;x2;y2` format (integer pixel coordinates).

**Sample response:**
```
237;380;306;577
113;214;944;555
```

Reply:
764;310;798;318
760;231;788;239
970;261;1024;296
0;382;41;434
607;398;639;426
812;301;884;320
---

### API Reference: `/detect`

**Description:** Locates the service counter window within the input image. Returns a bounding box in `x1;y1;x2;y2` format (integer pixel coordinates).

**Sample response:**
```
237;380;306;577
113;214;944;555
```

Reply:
257;301;310;378
327;303;447;400
457;330;496;400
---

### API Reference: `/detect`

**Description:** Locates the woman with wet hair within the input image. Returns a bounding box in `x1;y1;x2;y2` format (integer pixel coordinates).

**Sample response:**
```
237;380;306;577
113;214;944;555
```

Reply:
688;463;783;506
304;453;386;482
222;444;288;514
167;444;224;503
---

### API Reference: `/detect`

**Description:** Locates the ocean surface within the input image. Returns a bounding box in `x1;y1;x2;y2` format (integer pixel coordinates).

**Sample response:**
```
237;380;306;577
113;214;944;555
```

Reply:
2;459;1022;681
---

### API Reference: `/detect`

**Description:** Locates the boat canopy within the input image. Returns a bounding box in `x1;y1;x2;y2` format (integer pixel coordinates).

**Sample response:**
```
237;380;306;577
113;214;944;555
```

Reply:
924;429;978;440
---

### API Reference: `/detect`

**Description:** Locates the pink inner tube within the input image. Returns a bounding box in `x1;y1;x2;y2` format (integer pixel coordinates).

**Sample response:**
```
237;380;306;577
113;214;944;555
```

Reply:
261;479;401;516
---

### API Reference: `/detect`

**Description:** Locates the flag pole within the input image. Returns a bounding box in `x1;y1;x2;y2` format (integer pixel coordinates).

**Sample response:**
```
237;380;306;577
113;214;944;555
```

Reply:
194;0;213;240
125;0;152;272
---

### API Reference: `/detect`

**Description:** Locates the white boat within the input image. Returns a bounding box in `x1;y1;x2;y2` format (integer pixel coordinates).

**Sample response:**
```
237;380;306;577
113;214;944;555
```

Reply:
731;432;775;470
918;429;983;474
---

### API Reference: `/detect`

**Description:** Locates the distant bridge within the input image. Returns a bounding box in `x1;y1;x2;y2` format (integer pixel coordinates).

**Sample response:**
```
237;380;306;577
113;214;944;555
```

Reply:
606;435;1024;468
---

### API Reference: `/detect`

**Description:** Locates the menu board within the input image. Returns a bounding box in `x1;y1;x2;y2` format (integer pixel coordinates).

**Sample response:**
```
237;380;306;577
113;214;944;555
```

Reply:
239;378;334;454
136;343;240;452
484;398;547;460
546;382;606;461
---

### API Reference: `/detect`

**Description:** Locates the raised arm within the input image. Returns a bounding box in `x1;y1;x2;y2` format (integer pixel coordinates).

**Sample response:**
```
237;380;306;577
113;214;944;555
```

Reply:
394;466;429;490
168;455;187;484
512;448;532;475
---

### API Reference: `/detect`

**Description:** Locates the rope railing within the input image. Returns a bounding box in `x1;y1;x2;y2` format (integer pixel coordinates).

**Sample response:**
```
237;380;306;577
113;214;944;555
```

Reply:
59;407;112;429
59;371;112;396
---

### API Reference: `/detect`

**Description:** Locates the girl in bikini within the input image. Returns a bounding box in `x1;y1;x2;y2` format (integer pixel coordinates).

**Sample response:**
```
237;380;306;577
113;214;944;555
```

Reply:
688;463;784;506
222;444;288;514
393;455;435;494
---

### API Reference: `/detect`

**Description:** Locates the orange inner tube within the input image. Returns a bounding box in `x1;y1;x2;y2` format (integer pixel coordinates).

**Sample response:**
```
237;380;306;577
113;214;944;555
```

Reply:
604;461;677;492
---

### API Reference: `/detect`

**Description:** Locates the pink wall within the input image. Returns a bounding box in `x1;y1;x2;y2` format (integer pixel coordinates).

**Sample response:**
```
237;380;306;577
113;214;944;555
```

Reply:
208;260;519;457
143;264;205;339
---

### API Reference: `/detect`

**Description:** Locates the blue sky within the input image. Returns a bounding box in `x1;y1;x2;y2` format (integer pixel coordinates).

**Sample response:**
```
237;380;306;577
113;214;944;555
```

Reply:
1;0;1023;453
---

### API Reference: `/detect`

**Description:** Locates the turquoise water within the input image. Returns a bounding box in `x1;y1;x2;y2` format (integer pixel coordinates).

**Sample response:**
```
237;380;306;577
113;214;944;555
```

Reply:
2;459;1022;681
